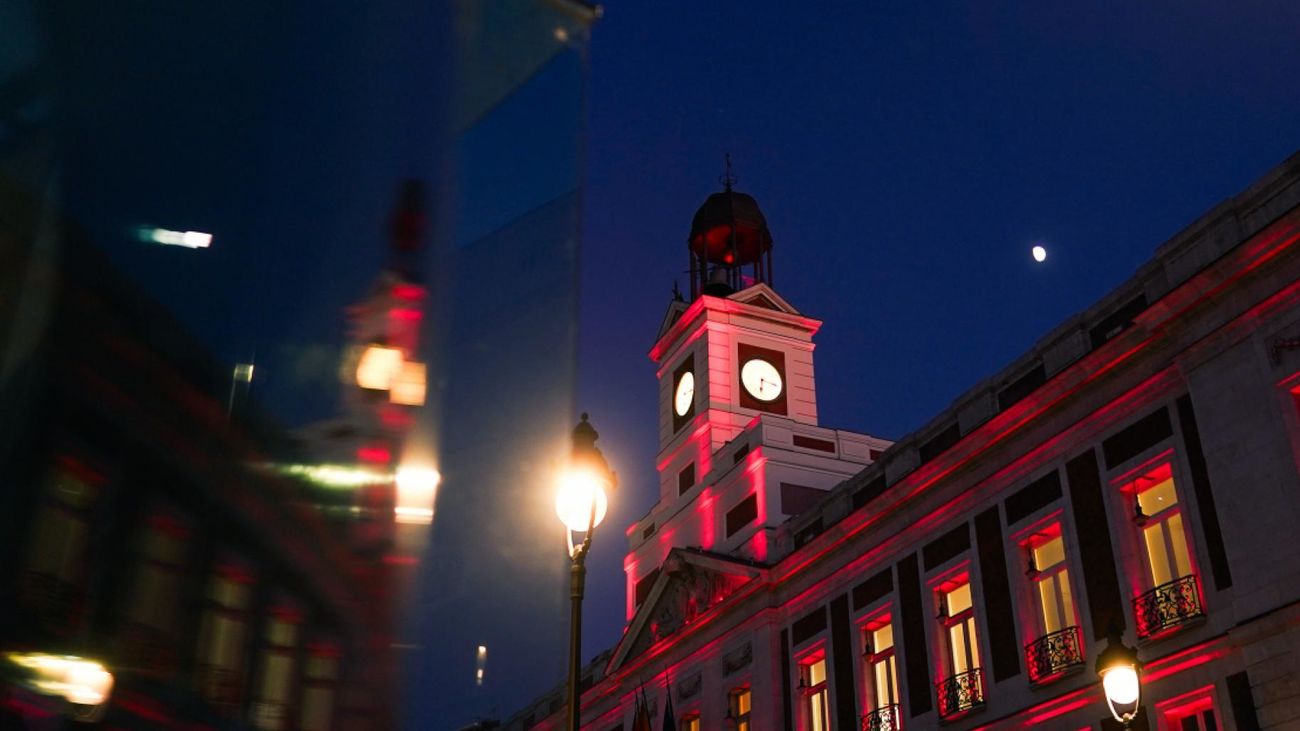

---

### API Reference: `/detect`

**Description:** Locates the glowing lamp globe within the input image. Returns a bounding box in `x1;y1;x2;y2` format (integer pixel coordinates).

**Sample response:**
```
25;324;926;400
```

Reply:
555;469;609;533
1095;625;1142;726
1102;665;1139;706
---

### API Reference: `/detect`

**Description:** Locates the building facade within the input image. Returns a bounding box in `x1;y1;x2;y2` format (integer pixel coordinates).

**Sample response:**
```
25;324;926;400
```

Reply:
0;178;423;730
506;150;1300;731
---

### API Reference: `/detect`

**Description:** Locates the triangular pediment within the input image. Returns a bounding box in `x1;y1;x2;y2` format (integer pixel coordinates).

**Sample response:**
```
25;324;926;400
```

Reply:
607;548;765;673
655;299;692;342
729;282;800;315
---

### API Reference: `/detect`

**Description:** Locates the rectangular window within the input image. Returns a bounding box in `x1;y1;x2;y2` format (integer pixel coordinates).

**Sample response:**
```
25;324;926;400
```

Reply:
943;583;980;674
800;656;830;731
728;688;751;731
936;578;984;719
679;715;700;731
1023;528;1085;683
678;462;695;496
1125;462;1204;637
1030;535;1076;633
725;494;758;538
863;614;900;728
197;567;253;709
254;613;301;731
1135;471;1193;586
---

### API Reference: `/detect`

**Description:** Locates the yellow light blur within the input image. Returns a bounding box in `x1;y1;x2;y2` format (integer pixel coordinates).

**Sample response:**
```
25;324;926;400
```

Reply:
356;346;403;390
233;363;255;383
389;360;427;406
395;466;440;524
1101;665;1139;705
275;463;393;488
5;652;114;707
555;468;608;533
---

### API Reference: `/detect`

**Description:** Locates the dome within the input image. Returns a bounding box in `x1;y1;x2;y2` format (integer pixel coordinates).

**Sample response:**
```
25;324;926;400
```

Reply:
688;190;773;266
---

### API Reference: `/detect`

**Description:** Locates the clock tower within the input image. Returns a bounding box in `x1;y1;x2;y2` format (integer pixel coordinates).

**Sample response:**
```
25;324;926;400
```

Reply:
623;180;891;620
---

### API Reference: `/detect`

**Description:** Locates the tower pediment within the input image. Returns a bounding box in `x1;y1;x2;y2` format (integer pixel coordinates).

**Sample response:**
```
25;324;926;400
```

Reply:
608;548;766;673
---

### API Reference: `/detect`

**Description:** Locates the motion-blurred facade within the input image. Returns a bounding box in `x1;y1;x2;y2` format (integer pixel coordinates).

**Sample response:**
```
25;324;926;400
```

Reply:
506;152;1300;730
0;172;428;730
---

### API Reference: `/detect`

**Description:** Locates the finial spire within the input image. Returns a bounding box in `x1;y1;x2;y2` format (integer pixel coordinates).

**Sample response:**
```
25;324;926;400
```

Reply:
719;153;737;192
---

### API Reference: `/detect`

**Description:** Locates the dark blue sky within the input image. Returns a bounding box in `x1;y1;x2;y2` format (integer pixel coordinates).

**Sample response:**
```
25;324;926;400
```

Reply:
573;0;1300;696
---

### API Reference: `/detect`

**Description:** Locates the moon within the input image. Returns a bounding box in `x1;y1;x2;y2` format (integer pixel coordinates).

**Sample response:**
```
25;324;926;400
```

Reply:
1032;245;1047;263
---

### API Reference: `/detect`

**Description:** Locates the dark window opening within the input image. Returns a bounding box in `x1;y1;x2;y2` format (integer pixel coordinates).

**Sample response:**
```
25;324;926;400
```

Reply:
725;494;758;538
677;462;695;496
1089;294;1148;349
793;434;836;453
997;363;1046;412
919;423;961;463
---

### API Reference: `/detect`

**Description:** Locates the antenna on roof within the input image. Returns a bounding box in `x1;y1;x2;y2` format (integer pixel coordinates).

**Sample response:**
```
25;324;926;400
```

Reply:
719;153;737;192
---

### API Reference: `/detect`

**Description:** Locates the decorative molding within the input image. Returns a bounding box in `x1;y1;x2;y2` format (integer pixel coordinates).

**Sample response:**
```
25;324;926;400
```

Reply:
1270;335;1300;365
677;673;701;700
723;642;753;676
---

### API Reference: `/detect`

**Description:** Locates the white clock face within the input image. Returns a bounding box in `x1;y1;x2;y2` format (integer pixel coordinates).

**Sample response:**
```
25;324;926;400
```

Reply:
741;358;783;402
673;371;695;416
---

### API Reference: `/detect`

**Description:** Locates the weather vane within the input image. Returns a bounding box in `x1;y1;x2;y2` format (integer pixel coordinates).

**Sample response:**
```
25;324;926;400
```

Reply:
719;153;737;191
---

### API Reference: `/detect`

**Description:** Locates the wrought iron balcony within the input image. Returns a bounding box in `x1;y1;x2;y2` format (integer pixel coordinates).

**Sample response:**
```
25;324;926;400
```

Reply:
862;704;900;731
1133;574;1204;638
936;669;984;720
1025;625;1084;683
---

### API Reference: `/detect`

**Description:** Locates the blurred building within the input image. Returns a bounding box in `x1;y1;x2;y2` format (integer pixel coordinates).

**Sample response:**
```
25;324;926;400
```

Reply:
0;173;418;730
505;150;1300;730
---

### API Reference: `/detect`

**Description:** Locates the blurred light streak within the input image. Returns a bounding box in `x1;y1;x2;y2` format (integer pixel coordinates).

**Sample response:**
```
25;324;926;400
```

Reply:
273;463;393;488
139;226;212;249
4;652;114;707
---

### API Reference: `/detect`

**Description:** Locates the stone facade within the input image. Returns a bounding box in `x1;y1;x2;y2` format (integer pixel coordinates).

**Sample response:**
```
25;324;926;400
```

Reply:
506;149;1300;731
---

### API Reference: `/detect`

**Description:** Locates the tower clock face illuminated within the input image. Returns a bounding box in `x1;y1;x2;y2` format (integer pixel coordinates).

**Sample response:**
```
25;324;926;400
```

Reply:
673;371;695;416
740;358;783;402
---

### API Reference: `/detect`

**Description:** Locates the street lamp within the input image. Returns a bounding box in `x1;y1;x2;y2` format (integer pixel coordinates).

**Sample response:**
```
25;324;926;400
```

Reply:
556;413;616;731
1096;624;1142;729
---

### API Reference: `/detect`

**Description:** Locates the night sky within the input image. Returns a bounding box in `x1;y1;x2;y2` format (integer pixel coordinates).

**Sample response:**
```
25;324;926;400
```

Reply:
35;1;1300;728
575;0;1300;722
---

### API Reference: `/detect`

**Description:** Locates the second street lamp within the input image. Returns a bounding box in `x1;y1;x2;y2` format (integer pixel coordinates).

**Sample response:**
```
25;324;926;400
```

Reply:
556;413;616;731
1096;624;1142;729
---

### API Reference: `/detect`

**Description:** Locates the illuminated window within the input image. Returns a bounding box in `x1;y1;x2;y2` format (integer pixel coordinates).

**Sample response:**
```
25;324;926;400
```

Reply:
128;515;187;633
22;460;102;628
254;612;300;730
943;582;980;674
196;567;252;709
1023;529;1085;682
728;687;751;731
300;645;340;731
868;613;899;712
679;714;700;731
1134;469;1193;587
1029;534;1076;633
936;579;984;718
800;656;830;731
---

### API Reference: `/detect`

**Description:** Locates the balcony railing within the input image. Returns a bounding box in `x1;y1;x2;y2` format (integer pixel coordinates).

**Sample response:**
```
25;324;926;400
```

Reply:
1133;574;1204;638
1025;626;1084;683
936;669;984;720
862;704;900;731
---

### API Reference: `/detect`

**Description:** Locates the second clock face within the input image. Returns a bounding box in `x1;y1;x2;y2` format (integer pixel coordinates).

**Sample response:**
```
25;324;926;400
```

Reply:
674;371;695;416
740;358;783;402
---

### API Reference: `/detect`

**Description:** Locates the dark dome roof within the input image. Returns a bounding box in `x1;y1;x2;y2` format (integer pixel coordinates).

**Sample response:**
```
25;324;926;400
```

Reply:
688;190;773;266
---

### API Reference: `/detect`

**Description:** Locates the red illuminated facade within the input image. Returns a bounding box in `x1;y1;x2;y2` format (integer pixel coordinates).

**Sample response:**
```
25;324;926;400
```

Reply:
506;151;1300;731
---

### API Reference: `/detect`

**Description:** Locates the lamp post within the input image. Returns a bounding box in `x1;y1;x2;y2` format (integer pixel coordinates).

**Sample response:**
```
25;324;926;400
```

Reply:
555;414;616;731
1096;624;1142;729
